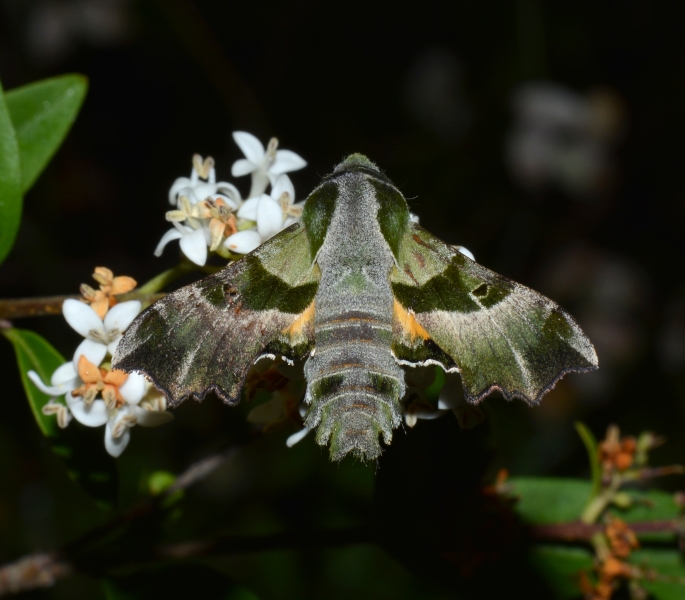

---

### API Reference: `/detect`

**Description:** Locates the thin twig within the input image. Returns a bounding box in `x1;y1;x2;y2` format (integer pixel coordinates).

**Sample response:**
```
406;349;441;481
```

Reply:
0;437;251;597
0;553;71;596
155;527;374;561
0;293;165;320
530;519;684;542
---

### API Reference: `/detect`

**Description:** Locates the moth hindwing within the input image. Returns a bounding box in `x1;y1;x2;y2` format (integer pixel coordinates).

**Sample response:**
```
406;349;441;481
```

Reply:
113;154;598;461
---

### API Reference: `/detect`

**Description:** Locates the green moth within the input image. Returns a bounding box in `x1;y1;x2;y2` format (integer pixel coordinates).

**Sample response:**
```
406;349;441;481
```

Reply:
113;155;598;460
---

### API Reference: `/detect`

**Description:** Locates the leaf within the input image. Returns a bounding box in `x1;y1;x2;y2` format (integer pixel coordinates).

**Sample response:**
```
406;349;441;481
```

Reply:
611;489;680;543
511;478;591;524
4;74;88;193
3;327;65;437
634;549;685;598
3;327;118;509
102;564;259;600
0;79;22;265
512;477;680;531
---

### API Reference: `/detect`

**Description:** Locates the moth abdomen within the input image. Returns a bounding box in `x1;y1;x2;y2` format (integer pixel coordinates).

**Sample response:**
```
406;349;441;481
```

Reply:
304;330;405;460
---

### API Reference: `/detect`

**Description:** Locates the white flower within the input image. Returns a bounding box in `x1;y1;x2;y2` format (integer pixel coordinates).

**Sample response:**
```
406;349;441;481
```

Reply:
29;360;81;399
222;230;262;255
231;132;306;198
62;299;141;365
454;245;475;261
155;221;210;266
64;355;172;457
286;401;311;448
286;426;311;448
235;174;303;243
168;154;241;208
28;291;172;458
158;155;241;265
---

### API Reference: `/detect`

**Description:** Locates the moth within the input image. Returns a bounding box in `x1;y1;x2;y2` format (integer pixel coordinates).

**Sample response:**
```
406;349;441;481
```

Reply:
113;154;598;461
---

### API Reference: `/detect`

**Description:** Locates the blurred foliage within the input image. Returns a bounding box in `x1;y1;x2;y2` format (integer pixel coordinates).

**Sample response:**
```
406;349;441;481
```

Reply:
1;1;685;599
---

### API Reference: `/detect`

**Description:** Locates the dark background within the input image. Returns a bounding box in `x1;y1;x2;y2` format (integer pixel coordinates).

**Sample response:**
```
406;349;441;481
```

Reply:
1;1;684;598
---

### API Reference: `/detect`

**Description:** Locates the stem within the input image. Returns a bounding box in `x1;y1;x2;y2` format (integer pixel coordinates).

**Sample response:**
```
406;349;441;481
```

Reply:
0;261;227;320
529;519;683;543
0;293;166;320
0;295;80;319
580;475;622;524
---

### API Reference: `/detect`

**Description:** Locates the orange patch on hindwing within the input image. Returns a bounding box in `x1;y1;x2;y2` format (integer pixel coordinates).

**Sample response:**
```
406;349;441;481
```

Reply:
286;301;315;340
393;299;429;342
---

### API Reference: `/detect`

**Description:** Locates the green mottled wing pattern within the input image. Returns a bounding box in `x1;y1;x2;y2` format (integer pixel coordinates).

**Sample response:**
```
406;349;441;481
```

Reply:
391;223;598;405
113;223;319;406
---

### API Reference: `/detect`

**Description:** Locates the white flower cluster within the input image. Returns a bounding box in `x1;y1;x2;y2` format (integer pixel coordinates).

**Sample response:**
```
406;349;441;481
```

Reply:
156;132;307;265
29;270;172;457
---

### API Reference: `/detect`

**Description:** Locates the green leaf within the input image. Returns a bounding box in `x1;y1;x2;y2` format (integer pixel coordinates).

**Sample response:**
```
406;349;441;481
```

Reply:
511;478;591;524
3;327;65;437
5;74;88;193
528;545;593;599
0;79;22;265
102;565;259;600
634;549;685;598
3;327;118;509
512;478;680;531
513;478;685;598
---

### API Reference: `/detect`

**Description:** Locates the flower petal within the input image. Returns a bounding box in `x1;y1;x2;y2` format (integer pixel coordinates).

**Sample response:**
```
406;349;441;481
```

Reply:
456;246;475;261
215;182;242;206
270;150;307;176
179;227;208;266
231;158;257;177
168;176;191;205
51;361;78;386
73;338;107;366
286;427;310;448
232;131;265;164
236;196;261;221
120;373;147;405
28;369;67;396
133;405;174;427
224;230;262;254
192;182;216;203
154;228;183;257
104;301;141;335
256;196;283;240
110;276;137;295
67;397;109;427
271;174;295;204
63;299;105;339
105;419;131;457
414;408;449;420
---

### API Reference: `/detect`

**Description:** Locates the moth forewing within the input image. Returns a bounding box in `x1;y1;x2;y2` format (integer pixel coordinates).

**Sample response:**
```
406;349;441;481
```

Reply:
390;223;598;405
112;223;319;406
113;154;598;462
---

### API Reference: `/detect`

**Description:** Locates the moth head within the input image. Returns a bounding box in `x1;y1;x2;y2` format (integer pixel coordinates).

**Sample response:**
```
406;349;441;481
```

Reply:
333;153;380;173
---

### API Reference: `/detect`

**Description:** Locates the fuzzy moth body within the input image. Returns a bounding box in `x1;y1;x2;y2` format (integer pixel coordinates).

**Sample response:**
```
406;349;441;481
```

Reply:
302;171;405;460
